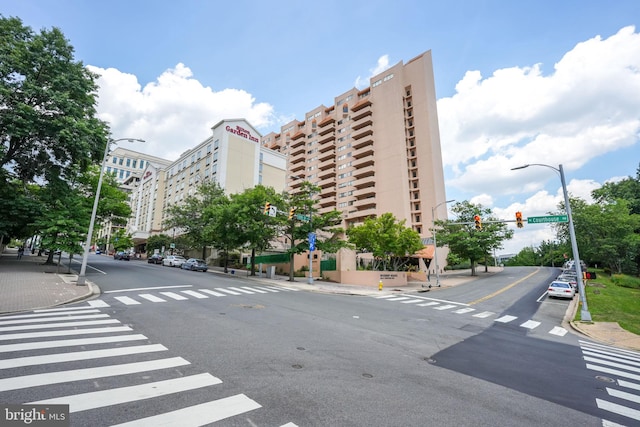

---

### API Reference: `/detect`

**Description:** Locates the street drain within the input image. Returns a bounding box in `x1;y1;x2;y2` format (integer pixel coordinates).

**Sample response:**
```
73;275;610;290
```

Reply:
297;347;306;351
596;375;615;383
362;373;373;378
292;364;303;369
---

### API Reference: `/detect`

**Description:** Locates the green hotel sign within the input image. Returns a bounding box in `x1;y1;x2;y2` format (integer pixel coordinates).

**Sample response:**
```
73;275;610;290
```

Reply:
527;215;568;224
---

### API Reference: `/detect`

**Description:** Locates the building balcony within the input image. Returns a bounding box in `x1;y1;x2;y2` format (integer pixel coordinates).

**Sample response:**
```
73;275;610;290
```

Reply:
290;153;306;164
352;155;375;169
351;106;372;122
352;197;376;210
317;177;335;189
291;130;305;141
318;196;336;208
290;162;305;173
353;165;375;179
351;98;372;112
290;146;305;157
318;131;335;145
320;185;336;197
318;116;335;128
352;124;373;140
353;146;374;160
318;123;335;135
318;158;335;171
353;185;376;199
290;137;305;149
352;135;373;150
318;148;334;162
352;116;373;131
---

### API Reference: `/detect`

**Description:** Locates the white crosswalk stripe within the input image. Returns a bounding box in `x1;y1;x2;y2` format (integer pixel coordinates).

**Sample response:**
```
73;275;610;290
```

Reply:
520;320;541;330
0;308;267;425
473;311;494;318
495;315;518;323
580;340;640;424
114;296;141;305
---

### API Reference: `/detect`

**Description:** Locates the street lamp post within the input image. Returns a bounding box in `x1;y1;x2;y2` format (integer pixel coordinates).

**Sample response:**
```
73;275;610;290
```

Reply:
431;199;455;287
77;138;145;286
511;163;592;322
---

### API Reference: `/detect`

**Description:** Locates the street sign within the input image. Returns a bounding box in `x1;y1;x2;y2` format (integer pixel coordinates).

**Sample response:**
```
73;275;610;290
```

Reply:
268;206;277;217
295;213;310;221
308;232;316;251
527;215;568;224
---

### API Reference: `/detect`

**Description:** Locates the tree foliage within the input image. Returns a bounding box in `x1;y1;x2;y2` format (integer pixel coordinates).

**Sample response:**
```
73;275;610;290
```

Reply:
0;15;109;185
346;213;422;271
435;201;513;276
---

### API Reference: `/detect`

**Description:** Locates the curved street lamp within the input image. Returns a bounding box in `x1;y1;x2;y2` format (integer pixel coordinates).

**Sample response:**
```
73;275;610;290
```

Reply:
77;138;145;285
431;199;455;288
511;163;592;322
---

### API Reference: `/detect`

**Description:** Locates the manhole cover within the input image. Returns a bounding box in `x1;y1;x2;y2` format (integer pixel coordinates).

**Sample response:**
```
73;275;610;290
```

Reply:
595;375;615;383
292;364;303;369
362;373;373;378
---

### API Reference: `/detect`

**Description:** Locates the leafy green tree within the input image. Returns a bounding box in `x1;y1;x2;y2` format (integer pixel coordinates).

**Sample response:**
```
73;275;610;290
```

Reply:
0;16;109;185
592;164;640;215
111;229;134;252
165;182;227;259
146;234;172;255
346;212;422;271
282;181;348;280
228;185;284;276
435;201;513;276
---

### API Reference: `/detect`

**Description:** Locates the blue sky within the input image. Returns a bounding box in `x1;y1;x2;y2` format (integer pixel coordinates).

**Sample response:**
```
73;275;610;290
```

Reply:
3;0;639;255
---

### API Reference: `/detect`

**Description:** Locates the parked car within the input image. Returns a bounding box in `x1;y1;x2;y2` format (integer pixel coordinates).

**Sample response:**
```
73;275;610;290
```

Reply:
114;251;130;261
547;280;575;299
147;254;164;264
181;258;208;272
162;255;186;267
557;273;577;289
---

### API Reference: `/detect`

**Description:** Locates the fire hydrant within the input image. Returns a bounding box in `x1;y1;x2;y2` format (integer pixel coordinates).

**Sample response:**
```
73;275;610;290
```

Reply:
378;280;383;291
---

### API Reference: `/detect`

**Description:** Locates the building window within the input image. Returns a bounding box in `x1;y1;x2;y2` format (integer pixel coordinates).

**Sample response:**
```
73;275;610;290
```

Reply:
140;160;145;169
112;157;117;164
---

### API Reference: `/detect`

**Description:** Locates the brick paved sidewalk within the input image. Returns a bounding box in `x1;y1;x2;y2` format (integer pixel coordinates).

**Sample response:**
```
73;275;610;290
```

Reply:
0;247;97;314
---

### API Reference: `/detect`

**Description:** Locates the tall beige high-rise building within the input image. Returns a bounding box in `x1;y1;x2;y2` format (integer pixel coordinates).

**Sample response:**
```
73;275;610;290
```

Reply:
262;51;447;253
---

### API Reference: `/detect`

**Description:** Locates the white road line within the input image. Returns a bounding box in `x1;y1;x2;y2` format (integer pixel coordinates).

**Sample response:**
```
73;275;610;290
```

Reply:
114;296;141;305
0;319;120;332
138;294;166;303
373;295;397;299
160;292;189;301
580;340;640;358
0;313;110;326
401;299;425;304
453;308;475;314
386;297;410;301
228;287;255;294
215;288;242;295
0;344;167;369
412;296;468;306
253;286;280;293
596;398;640;421
267;285;298;291
181;290;209;299
198;289;227;297
0;326;133;341
584;356;640;374
586;364;640;382
243;287;268;293
473;311;495;318
495;315;517;323
520;320;541;330
549;326;568;336
104;285;193;293
583;350;640;367
417;302;440;307
581;346;640;363
607;387;640;404
0;357;190;392
0;309;101;320
30;373;222;413
0;334;147;353
88;300;110;307
110;393;261;427
34;306;102;313
433;304;457;311
618;380;640;392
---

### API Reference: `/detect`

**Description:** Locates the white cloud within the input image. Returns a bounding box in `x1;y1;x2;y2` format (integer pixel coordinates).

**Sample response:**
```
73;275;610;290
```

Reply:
88;63;276;160
438;26;640;199
355;54;391;89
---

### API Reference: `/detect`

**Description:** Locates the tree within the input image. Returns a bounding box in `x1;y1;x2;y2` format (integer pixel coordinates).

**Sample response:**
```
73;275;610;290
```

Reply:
146;234;172;255
0;16;109;185
110;229;134;252
346;213;423;271
165;182;227;259
435;201;513;276
228;185;284;276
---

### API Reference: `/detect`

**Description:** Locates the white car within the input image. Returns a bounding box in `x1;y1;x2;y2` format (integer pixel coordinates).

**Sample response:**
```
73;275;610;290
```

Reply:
162;255;186;267
547;281;576;299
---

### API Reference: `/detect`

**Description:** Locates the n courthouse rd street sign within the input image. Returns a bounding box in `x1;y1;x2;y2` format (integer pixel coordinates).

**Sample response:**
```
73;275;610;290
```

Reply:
527;215;569;224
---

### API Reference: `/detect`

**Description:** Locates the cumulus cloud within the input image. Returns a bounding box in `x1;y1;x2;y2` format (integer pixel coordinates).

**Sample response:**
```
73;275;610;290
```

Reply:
355;54;391;89
88;63;276;160
438;26;640;197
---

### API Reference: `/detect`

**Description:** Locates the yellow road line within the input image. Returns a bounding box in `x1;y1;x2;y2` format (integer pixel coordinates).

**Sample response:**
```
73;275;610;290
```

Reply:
469;268;541;305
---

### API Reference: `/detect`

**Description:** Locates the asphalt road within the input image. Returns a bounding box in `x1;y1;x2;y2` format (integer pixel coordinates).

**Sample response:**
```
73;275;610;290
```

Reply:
2;258;637;426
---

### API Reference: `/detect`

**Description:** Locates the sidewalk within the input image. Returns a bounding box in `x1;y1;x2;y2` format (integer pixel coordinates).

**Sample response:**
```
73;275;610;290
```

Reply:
1;247;639;351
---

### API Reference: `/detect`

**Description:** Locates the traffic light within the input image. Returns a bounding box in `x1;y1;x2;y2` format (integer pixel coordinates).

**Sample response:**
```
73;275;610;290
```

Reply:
288;207;297;220
263;202;271;215
515;211;524;228
474;215;482;230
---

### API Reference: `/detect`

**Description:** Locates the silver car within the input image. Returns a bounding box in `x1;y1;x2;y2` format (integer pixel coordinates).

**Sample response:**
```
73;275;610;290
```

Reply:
547;281;576;299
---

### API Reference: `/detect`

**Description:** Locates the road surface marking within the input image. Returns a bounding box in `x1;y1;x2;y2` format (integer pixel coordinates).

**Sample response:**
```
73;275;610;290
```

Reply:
494;315;517;323
138;294;166;303
549;326;568;336
520;320;541;329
